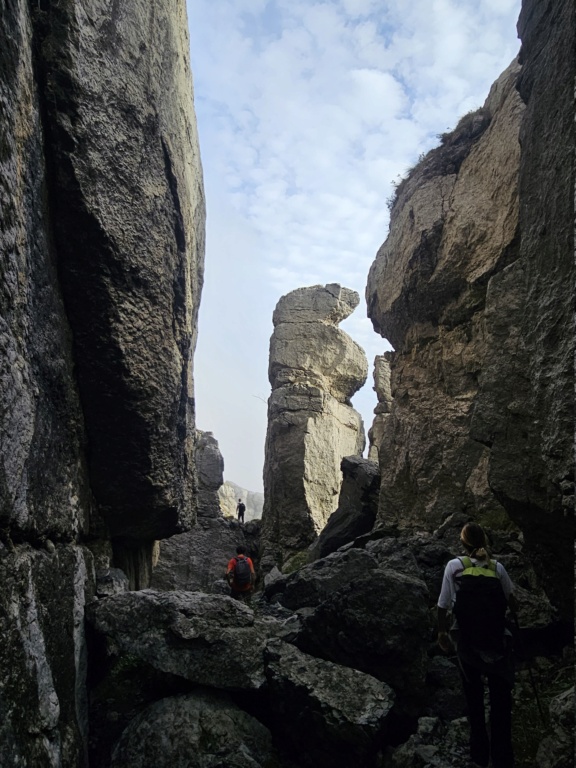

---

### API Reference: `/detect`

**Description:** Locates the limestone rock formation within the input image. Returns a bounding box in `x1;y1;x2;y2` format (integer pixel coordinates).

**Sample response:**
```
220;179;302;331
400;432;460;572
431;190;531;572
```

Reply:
366;59;524;534
150;517;260;593
367;355;393;460
366;0;574;618
308;456;380;562
265;639;395;768
219;480;264;521
87;590;273;691
264;547;430;714
195;431;224;518
1;0;204;762
110;692;278;768
261;284;368;569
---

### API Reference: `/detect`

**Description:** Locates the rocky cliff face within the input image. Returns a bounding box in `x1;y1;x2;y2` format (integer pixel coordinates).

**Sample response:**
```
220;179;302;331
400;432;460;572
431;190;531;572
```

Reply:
219;480;264;521
0;0;204;763
260;284;368;570
366;0;573;618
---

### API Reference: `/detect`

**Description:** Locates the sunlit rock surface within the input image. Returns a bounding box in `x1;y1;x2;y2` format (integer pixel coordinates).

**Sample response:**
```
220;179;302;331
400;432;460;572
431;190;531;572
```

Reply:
366;28;574;618
261;284;368;570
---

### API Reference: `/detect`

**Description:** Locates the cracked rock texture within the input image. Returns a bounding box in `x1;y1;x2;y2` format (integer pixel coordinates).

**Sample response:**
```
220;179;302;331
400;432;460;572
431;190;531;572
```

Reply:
367;355;393;461
195;431;224;518
1;0;204;762
366;8;574;620
110;692;278;768
261;284;368;569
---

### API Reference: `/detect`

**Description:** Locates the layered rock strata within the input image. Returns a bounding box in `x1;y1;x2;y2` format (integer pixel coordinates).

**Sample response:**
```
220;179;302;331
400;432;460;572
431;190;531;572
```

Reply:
0;0;204;762
195;431;224;518
367;355;393;461
261;284;368;569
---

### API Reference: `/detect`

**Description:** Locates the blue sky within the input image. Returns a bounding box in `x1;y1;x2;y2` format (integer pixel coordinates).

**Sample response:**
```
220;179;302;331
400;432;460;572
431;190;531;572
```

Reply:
186;0;522;492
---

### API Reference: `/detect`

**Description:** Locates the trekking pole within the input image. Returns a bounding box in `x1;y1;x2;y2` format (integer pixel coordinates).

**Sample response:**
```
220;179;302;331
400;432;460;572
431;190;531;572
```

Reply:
512;613;547;724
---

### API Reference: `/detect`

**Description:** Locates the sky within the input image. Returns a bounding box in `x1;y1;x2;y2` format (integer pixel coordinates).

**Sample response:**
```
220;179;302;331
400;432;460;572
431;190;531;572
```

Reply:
186;0;522;493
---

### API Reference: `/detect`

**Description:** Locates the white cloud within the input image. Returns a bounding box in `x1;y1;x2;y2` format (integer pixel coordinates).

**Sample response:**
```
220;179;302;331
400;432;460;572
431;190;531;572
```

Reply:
187;0;522;491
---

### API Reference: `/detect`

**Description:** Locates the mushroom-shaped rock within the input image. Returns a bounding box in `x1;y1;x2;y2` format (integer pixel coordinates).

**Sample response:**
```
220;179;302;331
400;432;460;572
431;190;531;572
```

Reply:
261;284;368;569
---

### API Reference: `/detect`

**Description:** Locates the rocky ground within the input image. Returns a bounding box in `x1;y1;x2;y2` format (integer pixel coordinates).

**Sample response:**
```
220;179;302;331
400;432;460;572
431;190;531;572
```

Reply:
87;514;572;768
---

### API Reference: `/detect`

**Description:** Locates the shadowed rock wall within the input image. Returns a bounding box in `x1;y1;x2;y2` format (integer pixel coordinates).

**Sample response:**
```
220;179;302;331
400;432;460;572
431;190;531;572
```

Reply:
261;284;367;570
0;0;204;762
367;0;574;618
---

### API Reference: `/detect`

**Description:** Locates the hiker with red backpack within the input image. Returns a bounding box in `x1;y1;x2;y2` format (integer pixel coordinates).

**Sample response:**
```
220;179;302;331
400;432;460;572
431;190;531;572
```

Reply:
437;522;517;768
226;545;255;600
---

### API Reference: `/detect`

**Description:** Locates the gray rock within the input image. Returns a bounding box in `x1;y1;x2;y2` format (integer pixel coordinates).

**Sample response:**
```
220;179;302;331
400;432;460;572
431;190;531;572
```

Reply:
0;545;93;767
96;568;130;598
261;285;368;569
265;640;394;767
535;687;574;768
267;548;378;609
150;516;259;593
296;566;430;713
385;716;470;768
219;480;264;521
87;590;274;691
195;431;224;518
110;691;278;768
37;0;205;542
308;456;380;562
365;0;574;625
367;355;393;460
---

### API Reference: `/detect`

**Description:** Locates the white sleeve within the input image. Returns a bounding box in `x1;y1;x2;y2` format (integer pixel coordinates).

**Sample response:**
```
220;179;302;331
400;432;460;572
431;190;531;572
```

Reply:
437;559;462;610
496;562;514;600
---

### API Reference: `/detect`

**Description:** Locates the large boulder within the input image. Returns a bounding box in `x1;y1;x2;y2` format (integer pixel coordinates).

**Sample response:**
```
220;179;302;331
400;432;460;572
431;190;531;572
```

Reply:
87;590;273;691
110;692;279;768
31;0;205;544
296;567;430;713
308;456;380;562
265;640;395;768
261;284;368;569
150;517;259;593
266;548;379;609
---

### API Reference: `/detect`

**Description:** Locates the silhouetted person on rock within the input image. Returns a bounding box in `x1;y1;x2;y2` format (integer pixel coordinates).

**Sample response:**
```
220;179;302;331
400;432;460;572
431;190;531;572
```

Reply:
236;498;246;523
437;522;516;768
226;545;255;600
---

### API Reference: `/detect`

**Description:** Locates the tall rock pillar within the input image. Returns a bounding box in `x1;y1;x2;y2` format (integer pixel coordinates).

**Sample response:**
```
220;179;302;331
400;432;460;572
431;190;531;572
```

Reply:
261;284;368;570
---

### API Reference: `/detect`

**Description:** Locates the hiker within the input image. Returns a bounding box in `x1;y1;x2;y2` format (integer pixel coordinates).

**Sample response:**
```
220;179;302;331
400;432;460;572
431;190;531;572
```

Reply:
236;498;246;523
437;522;516;768
226;545;255;600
